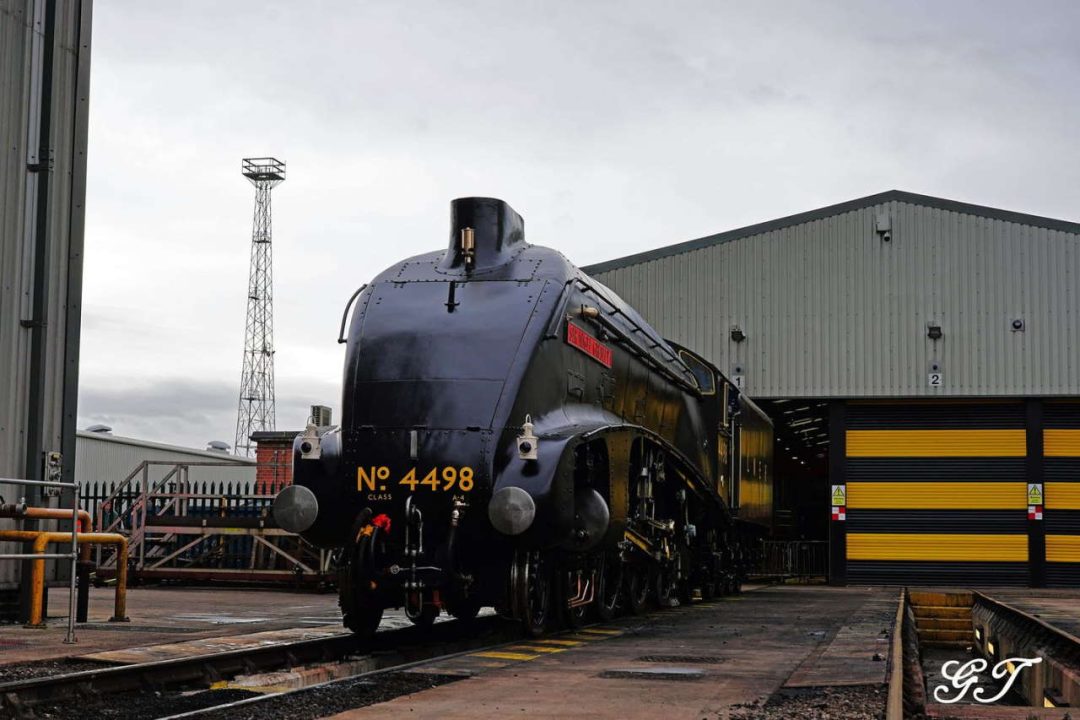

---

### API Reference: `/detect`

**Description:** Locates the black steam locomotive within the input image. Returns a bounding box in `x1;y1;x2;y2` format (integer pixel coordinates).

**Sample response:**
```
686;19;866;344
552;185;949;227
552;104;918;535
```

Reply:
272;198;774;637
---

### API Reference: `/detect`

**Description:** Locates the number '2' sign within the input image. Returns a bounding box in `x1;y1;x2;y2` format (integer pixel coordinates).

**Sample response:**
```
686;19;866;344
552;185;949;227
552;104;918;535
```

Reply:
928;372;943;387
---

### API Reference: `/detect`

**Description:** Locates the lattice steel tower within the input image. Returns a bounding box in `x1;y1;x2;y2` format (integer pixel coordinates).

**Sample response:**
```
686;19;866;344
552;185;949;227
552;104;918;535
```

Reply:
234;157;285;457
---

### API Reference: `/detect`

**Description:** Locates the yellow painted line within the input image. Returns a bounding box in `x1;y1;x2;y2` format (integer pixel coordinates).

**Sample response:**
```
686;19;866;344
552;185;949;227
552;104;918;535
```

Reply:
219;684;295;694
471;650;540;661
509;644;566;654
846;429;1026;457
564;634;603;641
1046;483;1080;510
847;533;1028;562
1046;535;1080;563
577;628;622;635
847;482;1026;510
1045;429;1080;457
531;638;583;647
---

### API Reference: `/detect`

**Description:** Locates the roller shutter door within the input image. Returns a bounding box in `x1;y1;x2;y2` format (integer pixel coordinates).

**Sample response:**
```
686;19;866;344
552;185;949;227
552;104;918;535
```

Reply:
1044;402;1080;588
844;402;1029;586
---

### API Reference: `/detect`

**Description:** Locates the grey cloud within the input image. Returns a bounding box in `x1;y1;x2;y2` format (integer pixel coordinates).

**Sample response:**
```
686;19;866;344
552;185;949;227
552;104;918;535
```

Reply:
77;1;1080;449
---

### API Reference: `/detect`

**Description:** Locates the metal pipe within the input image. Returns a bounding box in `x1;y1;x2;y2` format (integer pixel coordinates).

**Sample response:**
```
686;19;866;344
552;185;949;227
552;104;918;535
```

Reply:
0;530;128;626
0;477;77;488
0;504;92;532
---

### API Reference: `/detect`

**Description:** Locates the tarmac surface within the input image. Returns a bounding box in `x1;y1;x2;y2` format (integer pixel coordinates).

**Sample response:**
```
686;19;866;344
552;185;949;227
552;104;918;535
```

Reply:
326;585;897;719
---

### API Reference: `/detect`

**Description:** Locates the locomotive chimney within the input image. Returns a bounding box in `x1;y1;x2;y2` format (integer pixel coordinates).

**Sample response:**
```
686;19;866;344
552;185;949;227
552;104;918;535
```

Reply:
441;197;526;273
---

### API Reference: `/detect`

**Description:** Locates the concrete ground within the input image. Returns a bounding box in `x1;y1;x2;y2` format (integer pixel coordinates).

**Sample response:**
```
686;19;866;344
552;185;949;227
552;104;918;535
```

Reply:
0;585;343;663
327;585;899;720
977;588;1080;641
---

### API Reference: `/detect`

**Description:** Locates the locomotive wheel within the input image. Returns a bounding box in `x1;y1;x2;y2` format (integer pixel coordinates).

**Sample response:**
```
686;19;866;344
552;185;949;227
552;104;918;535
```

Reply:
511;550;553;637
655;566;678;608
596;555;622;621
624;566;651;615
699;575;718;601
338;530;385;638
407;603;440;630
446;594;482;622
449;600;481;621
676;579;693;606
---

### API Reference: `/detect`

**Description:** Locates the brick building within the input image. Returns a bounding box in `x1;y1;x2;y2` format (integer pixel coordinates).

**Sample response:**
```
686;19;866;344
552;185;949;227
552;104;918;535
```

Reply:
251;431;299;494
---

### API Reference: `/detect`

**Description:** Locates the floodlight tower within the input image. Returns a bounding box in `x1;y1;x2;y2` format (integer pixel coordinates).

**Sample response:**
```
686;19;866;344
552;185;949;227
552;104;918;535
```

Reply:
234;157;285;457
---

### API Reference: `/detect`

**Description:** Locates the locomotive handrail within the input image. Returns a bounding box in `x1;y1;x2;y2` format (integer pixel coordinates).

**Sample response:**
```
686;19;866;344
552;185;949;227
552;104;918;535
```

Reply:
337;283;368;344
571;277;701;395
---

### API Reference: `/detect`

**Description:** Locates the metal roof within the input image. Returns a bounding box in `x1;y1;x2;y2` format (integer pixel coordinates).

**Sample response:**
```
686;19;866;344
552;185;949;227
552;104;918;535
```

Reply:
585;192;1080;399
76;431;256;465
583;190;1080;276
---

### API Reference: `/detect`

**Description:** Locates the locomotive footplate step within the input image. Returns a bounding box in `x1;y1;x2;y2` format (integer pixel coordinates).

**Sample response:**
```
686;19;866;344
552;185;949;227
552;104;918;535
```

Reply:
325;585;896;719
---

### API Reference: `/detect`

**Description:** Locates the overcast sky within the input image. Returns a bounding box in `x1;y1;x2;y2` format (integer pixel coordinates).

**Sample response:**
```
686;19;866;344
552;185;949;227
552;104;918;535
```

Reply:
77;0;1080;450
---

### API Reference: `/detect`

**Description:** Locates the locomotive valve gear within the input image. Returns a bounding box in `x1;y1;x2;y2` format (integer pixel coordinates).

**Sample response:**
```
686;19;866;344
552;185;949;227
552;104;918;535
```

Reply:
518;415;539;460
299;423;321;460
489;487;536;536
272;484;320;534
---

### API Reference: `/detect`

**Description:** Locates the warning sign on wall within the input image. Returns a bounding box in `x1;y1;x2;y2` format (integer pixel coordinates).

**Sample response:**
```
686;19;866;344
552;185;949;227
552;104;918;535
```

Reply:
1027;483;1043;506
831;485;847;506
831;484;846;522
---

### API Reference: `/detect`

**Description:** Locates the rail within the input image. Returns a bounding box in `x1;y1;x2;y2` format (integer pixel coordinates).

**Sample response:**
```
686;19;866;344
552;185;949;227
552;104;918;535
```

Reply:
0;474;79;643
0;614;514;713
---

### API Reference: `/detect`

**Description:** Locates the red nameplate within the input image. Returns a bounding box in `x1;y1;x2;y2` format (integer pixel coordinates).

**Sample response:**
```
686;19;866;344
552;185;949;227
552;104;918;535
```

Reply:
566;322;612;368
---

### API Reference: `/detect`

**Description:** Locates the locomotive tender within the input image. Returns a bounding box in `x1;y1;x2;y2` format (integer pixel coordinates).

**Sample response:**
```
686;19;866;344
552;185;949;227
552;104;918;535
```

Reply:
272;197;774;636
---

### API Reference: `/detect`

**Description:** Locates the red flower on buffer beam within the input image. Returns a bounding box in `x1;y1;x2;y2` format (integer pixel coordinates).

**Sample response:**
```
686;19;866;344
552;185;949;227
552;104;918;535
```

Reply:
372;514;392;533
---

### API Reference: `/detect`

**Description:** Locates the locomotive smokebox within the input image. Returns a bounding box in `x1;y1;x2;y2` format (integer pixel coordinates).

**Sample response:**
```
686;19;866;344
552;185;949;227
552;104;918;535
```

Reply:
441;197;525;273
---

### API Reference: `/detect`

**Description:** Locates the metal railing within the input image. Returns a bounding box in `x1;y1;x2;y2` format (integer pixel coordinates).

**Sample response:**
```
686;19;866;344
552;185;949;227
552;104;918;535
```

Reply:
0;475;79;643
753;540;828;582
86;462;330;584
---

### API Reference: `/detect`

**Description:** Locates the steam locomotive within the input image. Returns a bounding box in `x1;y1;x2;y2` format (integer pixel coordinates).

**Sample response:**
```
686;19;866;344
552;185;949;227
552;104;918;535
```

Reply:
272;198;774;637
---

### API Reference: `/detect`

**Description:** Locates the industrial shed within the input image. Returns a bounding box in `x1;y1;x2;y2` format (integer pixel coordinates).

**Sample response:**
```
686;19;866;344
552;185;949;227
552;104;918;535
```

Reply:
0;0;93;621
75;430;255;509
584;190;1080;588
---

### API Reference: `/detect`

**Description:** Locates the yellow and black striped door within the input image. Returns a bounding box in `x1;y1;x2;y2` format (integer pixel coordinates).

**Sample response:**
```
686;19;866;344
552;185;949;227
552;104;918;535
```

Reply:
843;402;1029;585
1045;402;1080;587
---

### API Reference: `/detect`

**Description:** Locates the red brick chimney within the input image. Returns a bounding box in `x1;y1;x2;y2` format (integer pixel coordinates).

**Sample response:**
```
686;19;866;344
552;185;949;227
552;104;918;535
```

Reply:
251;431;299;495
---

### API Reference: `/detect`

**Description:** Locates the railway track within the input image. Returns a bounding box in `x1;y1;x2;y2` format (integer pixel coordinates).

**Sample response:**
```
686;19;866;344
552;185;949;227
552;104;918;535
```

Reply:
0;615;518;719
155;638;522;720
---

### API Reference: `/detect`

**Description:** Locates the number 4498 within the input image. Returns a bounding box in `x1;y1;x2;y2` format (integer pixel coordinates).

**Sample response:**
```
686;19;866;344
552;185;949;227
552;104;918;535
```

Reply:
399;467;475;492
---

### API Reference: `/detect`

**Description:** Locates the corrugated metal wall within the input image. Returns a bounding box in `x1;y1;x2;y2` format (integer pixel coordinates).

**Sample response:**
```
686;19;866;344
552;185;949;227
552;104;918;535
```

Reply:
842;401;1030;586
586;193;1080;399
0;0;92;595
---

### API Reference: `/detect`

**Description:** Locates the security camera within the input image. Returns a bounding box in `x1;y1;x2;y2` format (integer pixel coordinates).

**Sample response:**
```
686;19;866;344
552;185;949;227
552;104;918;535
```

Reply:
1011;318;1025;332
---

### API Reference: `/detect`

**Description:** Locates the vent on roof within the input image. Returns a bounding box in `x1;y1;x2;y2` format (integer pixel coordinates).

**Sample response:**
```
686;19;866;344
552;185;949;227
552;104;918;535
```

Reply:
206;440;231;453
86;424;113;434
